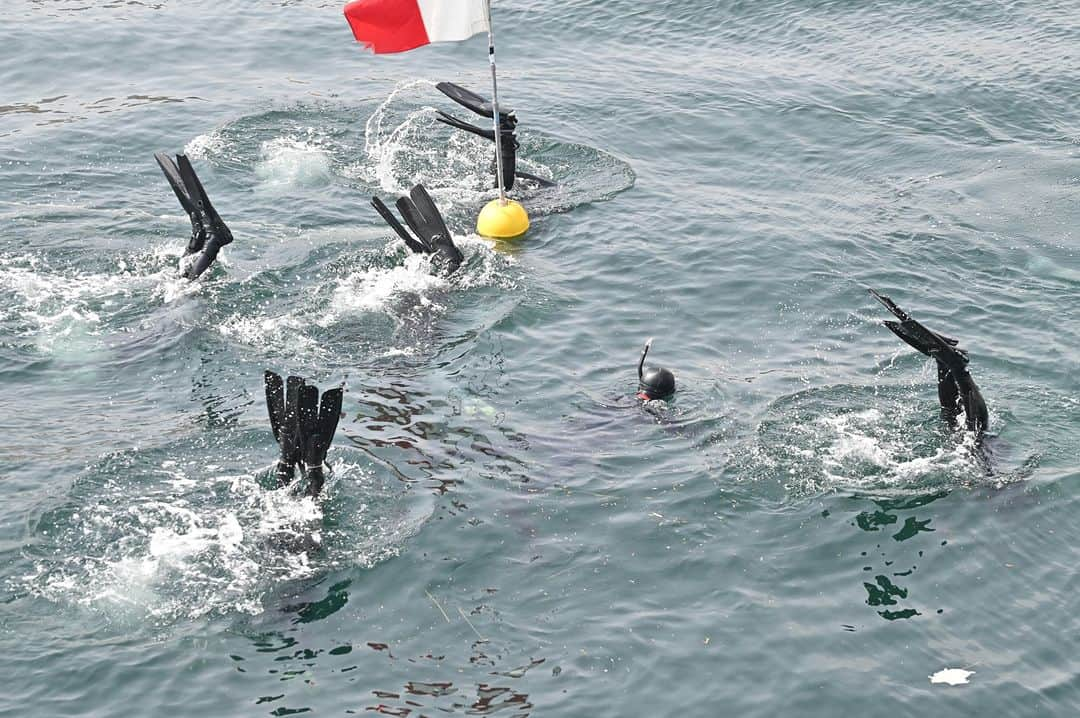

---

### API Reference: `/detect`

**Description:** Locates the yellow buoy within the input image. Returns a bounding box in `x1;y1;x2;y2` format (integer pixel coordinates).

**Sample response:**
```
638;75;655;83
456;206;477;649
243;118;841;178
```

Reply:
476;198;529;239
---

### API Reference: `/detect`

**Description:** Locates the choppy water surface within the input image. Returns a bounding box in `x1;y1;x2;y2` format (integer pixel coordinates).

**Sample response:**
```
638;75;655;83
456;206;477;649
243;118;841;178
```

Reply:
2;1;1078;715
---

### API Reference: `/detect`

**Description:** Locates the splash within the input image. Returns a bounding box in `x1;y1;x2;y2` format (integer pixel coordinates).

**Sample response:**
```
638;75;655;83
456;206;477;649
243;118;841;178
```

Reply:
319;235;516;326
812;408;978;488
254;136;333;190
21;451;420;622
217;311;324;358
741;385;988;496
362;78;439;189
358;79;550;208
323;251;450;321
184;129;228;161
0;252;173;355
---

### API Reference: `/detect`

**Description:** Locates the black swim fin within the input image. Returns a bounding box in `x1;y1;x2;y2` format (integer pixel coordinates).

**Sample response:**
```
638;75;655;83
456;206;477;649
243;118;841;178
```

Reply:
265;371;306;486
400;185;464;274
372;184;463;275
371;195;429;254
299;386;343;498
155;152;234;280
265;371;343;497
434;82;520;191
155;152;205;257
407;185;452;245
435;109;496;142
436;81;514;123
870;289;965;367
870;289;989;437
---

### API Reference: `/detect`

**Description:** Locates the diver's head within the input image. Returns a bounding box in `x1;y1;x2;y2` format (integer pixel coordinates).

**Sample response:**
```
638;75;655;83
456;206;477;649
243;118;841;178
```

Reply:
636;338;676;401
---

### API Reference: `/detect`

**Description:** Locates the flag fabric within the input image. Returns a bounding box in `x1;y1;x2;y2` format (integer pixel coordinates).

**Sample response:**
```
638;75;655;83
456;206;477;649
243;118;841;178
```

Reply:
344;0;489;54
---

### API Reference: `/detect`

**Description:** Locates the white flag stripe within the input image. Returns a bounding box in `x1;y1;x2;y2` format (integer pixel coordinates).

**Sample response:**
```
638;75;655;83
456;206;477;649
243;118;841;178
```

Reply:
417;0;489;42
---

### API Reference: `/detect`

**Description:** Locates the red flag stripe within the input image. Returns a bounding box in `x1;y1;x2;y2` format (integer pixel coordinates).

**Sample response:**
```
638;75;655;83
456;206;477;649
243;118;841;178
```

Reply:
344;0;429;54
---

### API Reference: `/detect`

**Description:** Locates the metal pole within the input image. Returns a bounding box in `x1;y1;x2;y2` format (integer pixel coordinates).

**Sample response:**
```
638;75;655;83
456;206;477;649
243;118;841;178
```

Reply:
484;0;507;205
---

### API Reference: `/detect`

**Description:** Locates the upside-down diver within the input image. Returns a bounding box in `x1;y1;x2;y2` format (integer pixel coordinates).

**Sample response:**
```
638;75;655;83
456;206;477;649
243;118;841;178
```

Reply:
155;152;233;280
264;371;343;498
434;81;555;191
870;289;989;438
371;183;464;275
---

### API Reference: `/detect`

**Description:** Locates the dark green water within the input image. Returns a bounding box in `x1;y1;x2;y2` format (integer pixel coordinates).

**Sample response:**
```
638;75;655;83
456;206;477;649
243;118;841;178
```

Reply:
2;1;1079;715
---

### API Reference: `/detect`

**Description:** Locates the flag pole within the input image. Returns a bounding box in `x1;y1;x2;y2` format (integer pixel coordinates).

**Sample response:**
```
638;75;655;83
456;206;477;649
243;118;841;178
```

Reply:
484;0;507;205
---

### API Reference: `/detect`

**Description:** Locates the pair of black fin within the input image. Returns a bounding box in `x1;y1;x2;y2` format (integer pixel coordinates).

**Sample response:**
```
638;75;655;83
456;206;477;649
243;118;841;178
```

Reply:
435;81;554;191
371;183;464;275
155;153;233;280
264;371;343;497
870;289;989;437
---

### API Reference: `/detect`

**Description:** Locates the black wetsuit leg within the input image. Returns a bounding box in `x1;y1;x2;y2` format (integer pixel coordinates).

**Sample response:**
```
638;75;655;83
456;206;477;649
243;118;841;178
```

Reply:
935;362;988;436
954;369;989;436
936;361;961;426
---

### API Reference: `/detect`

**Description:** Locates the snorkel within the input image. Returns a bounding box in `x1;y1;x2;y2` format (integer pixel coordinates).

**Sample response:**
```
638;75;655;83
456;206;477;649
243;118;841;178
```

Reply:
637;338;676;400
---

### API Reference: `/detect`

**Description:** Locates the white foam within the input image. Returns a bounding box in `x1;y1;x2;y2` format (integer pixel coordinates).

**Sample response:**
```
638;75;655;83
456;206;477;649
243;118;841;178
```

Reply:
184;130;226;161
26;468;332;619
254;136;332;189
318;235;515;325
0;253;153;354
217;311;322;356
321;251;448;322
22;452;431;622
805;406;980;491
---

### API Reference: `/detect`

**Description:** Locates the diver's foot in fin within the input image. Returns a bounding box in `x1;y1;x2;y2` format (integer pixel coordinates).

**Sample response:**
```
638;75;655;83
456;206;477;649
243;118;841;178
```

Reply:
265;371;305;487
371;184;463;275
435;82;521;192
265;370;344;498
155;151;234;280
870;289;989;438
870;289;964;366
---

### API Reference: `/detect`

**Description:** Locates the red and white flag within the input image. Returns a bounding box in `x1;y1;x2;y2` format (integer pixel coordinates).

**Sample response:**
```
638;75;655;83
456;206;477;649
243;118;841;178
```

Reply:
344;0;490;54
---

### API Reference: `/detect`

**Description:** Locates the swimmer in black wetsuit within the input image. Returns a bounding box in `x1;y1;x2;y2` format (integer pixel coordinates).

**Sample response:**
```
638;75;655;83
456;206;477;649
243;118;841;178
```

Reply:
434;81;555;191
636;338;676;401
154;153;233;280
870;289;989;437
264;371;343;497
370;183;464;276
